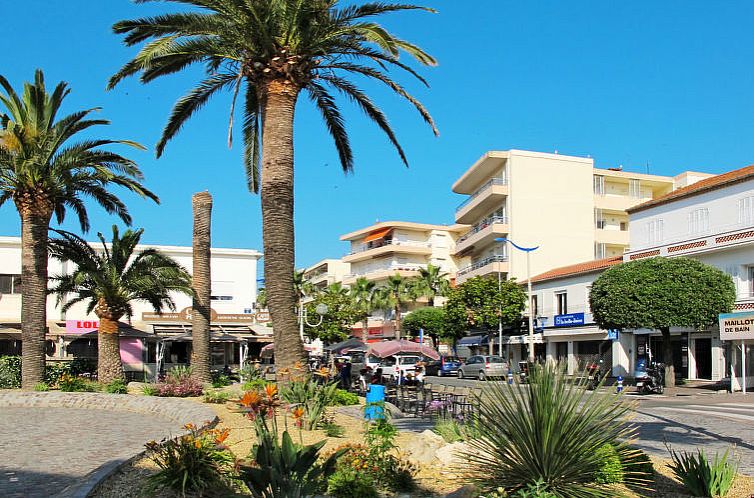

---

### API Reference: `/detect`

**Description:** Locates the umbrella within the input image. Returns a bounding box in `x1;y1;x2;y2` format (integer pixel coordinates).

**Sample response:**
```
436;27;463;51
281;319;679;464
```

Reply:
368;339;440;360
325;337;365;354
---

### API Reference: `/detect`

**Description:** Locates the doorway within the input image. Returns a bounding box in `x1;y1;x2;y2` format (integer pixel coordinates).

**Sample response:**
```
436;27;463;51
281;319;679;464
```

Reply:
694;338;712;380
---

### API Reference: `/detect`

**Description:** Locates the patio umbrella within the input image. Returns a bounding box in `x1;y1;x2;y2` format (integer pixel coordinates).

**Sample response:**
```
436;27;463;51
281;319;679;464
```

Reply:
367;339;440;360
325;337;365;354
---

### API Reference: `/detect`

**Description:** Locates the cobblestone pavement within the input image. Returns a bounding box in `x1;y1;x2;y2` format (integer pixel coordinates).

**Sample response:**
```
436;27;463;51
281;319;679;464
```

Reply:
0;407;181;498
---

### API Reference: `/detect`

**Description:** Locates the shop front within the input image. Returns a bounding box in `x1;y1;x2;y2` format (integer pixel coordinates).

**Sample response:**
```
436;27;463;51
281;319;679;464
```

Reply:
719;311;754;392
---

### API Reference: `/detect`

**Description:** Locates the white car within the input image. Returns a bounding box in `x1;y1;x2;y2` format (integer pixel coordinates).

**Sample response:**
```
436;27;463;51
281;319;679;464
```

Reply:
381;355;422;381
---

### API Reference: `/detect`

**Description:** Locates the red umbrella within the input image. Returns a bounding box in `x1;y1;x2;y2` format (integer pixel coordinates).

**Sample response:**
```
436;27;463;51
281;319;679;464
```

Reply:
367;339;440;360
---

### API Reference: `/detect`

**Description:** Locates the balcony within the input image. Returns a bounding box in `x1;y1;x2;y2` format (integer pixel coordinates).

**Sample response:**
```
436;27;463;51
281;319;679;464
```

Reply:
593;194;651;213
454;216;510;255
342;239;432;263
455;178;508;224
455;254;508;285
595;228;629;246
342;264;428;285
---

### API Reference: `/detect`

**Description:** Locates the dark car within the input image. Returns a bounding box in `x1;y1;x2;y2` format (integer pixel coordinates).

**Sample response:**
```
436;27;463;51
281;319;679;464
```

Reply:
425;355;461;377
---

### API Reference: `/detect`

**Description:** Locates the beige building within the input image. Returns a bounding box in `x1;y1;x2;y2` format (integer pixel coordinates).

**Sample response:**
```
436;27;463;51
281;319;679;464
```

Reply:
340;221;466;286
452;149;712;284
302;258;350;292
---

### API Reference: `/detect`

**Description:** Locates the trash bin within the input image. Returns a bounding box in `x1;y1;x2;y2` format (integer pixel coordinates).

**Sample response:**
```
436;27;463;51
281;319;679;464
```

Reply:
364;384;385;420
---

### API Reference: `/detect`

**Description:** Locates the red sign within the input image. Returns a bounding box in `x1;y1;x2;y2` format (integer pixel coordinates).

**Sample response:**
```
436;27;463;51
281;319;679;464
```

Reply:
65;320;99;333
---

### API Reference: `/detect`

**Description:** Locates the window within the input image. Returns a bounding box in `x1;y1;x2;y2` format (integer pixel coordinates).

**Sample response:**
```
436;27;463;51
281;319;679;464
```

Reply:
0;274;22;295
620;221;628;231
531;295;538;317
555;291;568;315
595;208;605;229
629;179;641;198
750;267;754;297
646;219;664;244
739;196;754;224
688;208;709;235
210;295;233;301
593;175;605;195
595;243;606;259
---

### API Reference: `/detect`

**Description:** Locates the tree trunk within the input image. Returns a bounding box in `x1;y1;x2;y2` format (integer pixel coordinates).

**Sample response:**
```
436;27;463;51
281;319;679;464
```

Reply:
260;79;305;373
361;313;369;344
97;313;123;383
394;302;401;340
191;191;213;383
19;209;51;389
661;327;675;387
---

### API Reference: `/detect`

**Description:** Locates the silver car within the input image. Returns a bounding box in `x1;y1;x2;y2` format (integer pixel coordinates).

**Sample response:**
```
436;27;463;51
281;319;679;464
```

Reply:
457;355;508;380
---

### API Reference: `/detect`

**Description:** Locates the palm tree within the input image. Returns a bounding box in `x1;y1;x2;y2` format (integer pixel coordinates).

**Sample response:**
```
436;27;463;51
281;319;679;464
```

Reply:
48;226;193;383
381;273;414;340
191;191;212;383
350;277;377;343
109;0;437;372
0;70;157;388
413;263;450;307
322;282;348;297
293;270;314;302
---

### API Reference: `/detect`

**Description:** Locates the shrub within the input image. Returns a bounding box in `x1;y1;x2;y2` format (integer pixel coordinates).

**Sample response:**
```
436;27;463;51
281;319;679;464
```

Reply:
211;373;232;388
44;362;71;386
594;444;624;484
34;382;50;392
142;384;159;396
69;357;97;377
242;378;268;391
331;389;359;406
145;423;236;496
280;377;339;430
323;421;345;438
619;446;654;483
0;356;21;388
667;446;737;497
155;366;203;397
104;379;128;394
58;374;98;392
239;363;264;382
463;361;642;496
434;415;481;443
203;390;232;404
327;466;378;498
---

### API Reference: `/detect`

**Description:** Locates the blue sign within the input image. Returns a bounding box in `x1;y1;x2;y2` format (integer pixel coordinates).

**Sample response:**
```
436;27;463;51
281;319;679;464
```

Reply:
553;313;585;327
607;329;619;341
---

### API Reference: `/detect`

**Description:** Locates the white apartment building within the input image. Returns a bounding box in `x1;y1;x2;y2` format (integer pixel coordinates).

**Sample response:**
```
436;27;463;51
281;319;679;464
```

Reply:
624;165;754;387
0;236;269;378
451;149;711;285
302;258;350;292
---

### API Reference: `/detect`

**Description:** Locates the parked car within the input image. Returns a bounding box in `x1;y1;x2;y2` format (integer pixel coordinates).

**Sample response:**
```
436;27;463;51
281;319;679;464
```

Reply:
424;355;461;377
349;352;382;380
381;354;422;381
457;355;508;380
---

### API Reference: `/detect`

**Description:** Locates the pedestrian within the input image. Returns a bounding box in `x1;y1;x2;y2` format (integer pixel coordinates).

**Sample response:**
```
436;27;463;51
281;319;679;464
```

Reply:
340;360;352;391
359;367;371;392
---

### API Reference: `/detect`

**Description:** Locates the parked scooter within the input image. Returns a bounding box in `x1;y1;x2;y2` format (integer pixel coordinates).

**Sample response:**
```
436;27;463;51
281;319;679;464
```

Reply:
586;359;606;390
635;362;664;394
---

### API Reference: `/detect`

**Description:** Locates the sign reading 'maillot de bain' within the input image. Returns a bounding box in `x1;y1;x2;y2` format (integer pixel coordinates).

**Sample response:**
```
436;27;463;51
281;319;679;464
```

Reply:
718;311;754;341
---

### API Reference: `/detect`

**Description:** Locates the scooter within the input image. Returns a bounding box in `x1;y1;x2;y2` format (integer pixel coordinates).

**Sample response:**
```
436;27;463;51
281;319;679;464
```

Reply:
635;362;664;394
586;359;606;390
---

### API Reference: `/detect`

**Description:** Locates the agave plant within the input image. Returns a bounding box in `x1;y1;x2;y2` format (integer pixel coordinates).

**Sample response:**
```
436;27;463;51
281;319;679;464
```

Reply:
463;361;648;497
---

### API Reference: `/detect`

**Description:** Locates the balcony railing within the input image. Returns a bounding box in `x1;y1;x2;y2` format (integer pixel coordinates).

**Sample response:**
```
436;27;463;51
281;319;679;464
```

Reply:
457;254;508;276
457;215;509;244
456;177;508;212
345;263;428;279
347;239;429;256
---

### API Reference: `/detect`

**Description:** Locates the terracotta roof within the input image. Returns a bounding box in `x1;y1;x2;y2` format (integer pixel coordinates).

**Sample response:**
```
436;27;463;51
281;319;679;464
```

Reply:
628;164;754;214
531;256;623;283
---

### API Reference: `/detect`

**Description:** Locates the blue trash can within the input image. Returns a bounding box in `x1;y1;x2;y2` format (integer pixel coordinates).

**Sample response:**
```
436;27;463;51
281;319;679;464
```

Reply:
365;384;386;420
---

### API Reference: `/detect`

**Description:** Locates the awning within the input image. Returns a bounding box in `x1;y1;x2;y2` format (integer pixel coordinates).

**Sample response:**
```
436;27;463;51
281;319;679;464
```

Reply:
363;227;392;243
457;335;487;347
162;330;247;343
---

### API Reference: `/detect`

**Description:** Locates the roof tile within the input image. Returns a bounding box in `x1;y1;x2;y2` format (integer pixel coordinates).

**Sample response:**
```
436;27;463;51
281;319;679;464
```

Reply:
531;256;623;283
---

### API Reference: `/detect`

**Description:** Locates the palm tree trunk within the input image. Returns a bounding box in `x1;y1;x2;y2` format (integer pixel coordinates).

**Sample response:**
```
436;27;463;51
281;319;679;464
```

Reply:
362;313;369;344
394;301;401;340
19;210;51;389
260;79;305;373
97;312;123;383
661;327;675;387
191;191;213;383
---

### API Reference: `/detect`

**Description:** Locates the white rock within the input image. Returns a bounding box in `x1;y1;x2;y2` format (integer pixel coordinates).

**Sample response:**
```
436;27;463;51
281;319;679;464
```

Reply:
435;441;471;468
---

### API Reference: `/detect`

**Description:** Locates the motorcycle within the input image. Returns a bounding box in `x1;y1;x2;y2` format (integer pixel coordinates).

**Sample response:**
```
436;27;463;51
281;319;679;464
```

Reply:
586;359;606;390
635;362;664;394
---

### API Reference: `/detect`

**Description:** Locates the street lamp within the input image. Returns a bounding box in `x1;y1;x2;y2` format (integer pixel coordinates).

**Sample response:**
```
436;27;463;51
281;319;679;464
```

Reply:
495;237;540;362
299;302;328;342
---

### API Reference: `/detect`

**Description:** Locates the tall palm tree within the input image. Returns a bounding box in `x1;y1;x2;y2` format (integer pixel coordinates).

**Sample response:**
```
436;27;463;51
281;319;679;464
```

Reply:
0;70;157;389
109;0;437;372
322;282;348;297
413;263;450;307
191;191;212;383
381;273;414;340
293;269;314;302
48;226;193;383
350;277;376;343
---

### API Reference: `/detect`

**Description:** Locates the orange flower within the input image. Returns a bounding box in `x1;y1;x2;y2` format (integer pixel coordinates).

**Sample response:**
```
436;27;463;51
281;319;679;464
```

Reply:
240;390;262;407
194;440;202;449
264;383;278;399
293;361;304;370
184;423;196;430
214;428;230;444
292;406;304;419
315;367;330;377
278;368;291;376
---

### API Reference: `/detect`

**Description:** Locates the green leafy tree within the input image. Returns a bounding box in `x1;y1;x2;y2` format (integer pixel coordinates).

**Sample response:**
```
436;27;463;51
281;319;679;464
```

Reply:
590;257;735;387
48;226;193;383
0;70;157;388
256;288;267;309
350;277;378;343
402;306;445;347
412;263;450;306
304;285;360;344
378;274;415;339
110;0;438;373
444;277;527;350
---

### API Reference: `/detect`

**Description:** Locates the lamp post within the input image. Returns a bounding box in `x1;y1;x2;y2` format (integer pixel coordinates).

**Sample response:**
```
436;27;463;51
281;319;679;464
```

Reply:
494;237;540;362
299;302;328;342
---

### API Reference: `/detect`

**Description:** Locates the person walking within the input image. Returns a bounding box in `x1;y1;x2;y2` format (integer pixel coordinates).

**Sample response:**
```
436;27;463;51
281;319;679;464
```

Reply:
340;360;352;391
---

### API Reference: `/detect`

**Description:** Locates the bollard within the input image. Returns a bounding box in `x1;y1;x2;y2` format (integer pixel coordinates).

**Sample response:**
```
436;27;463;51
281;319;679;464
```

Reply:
507;369;514;385
616;375;623;394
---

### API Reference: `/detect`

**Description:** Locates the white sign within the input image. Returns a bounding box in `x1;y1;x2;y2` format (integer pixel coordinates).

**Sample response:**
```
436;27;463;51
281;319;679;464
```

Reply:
718;312;754;341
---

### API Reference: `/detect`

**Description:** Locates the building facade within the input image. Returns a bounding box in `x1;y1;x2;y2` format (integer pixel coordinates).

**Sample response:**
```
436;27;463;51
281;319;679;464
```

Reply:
302;258;350;292
0;236;269;378
451;149;711;284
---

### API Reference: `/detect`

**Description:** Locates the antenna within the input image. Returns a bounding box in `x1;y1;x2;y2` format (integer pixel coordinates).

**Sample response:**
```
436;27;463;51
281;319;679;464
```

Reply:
646;161;650;175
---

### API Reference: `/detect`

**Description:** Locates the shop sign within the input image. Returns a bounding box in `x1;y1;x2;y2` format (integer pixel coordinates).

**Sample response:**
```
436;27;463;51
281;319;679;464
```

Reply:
607;329;619;341
553;313;585;327
65;320;99;333
142;307;258;324
718;311;754;341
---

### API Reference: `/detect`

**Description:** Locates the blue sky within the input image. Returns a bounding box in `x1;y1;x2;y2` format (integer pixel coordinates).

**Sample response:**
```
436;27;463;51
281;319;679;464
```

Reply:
2;1;754;273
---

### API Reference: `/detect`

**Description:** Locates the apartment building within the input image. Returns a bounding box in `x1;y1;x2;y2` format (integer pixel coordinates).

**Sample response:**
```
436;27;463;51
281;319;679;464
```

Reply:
302;258;350;292
0;236;269;378
451;149;712;284
624;165;754;387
